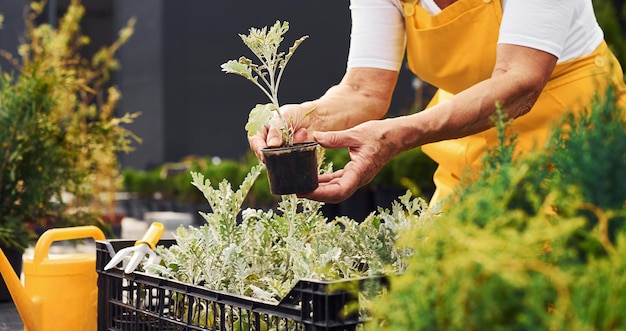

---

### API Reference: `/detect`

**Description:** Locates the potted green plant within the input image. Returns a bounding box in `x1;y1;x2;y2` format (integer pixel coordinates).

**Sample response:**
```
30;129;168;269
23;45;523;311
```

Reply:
221;21;318;195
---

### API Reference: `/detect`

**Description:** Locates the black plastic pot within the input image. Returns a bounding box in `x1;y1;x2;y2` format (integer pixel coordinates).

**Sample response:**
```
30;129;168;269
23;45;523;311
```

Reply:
261;142;319;195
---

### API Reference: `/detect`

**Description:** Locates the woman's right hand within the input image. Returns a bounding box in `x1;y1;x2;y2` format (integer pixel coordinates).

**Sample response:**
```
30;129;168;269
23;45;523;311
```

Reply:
247;102;315;162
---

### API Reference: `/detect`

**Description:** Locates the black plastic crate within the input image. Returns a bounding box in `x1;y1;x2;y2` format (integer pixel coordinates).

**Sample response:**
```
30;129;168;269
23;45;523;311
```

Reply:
97;239;386;331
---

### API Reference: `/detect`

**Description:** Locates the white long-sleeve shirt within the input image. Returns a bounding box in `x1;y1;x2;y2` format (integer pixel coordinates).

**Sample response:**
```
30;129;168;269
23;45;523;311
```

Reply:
347;0;604;71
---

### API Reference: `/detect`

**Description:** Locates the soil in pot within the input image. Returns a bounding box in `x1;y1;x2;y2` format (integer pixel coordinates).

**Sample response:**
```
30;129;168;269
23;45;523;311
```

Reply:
262;142;319;195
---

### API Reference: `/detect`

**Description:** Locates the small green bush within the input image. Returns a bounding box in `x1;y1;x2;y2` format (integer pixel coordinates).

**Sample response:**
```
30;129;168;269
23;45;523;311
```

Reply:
367;87;626;331
1;0;137;246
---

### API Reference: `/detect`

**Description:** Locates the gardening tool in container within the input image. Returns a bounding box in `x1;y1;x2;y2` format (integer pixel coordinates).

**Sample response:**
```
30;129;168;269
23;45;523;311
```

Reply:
104;221;164;273
0;225;105;331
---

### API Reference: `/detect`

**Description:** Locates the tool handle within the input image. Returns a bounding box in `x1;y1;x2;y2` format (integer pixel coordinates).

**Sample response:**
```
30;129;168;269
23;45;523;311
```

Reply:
135;222;164;249
33;225;106;264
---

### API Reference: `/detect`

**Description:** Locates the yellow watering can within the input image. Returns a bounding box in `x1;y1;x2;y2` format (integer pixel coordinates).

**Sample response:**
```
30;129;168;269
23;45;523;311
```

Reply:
0;225;105;331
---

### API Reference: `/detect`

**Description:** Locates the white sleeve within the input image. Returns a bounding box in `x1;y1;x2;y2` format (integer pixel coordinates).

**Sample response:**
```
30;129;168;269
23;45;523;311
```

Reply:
498;0;602;61
347;0;406;71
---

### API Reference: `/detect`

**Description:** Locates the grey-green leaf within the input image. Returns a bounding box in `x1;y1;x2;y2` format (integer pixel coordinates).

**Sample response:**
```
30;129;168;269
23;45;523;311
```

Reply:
220;59;253;79
245;103;275;136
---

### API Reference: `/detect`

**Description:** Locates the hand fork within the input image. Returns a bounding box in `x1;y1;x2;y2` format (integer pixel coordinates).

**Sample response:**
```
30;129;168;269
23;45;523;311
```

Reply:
104;222;165;273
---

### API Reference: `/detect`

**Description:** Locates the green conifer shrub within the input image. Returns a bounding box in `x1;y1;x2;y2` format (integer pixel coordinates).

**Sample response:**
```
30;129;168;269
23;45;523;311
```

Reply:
366;87;626;331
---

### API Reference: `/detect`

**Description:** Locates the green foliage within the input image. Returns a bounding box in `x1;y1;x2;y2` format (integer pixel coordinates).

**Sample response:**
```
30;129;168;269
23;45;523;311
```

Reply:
371;147;437;198
121;145;439;211
145;164;435;303
0;0;137;249
239;151;276;207
121;167;160;200
0;72;62;249
366;87;626;330
121;154;277;208
549;90;626;211
244;103;275;138
569;234;626;329
322;147;352;170
221;21;309;146
323;146;437;199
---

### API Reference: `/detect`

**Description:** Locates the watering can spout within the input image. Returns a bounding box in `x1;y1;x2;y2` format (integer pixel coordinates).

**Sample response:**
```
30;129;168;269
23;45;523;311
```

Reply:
0;248;38;331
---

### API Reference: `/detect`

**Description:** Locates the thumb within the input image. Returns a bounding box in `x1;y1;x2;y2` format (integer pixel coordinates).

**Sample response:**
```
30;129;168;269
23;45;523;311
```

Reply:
266;127;282;148
313;131;348;149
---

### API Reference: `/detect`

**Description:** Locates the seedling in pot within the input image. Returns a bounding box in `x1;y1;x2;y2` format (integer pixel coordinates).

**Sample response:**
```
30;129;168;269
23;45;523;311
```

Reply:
221;21;318;195
221;20;313;147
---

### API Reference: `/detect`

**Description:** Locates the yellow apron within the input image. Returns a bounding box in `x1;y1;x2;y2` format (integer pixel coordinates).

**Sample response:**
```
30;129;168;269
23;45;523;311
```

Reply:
400;0;626;206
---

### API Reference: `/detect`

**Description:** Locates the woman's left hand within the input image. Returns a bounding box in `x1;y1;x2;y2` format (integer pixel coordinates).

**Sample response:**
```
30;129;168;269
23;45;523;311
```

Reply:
299;120;399;203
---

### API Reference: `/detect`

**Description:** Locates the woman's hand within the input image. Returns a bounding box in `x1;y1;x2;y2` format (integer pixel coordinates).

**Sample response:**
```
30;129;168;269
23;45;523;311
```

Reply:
247;103;315;161
248;67;399;161
299;119;400;203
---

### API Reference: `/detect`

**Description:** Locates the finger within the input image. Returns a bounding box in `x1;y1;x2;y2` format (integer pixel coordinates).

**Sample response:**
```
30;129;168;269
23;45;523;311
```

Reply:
266;125;283;147
317;169;345;183
313;131;357;149
248;133;267;161
299;169;360;203
292;127;312;143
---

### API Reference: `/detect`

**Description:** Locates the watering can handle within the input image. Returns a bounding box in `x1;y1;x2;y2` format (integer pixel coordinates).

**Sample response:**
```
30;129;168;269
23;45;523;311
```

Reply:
33;225;106;264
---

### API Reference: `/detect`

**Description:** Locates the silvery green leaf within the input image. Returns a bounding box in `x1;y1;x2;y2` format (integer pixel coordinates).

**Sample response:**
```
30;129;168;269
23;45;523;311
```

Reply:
249;284;278;303
241;208;264;221
220;59;253;79
320;247;343;266
222;21;309;146
283;35;309;66
154;159;437;304
143;263;172;277
245;103;275;136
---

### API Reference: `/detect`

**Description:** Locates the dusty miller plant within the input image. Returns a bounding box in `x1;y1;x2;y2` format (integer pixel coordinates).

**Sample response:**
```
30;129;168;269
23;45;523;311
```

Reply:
221;21;312;147
146;162;435;304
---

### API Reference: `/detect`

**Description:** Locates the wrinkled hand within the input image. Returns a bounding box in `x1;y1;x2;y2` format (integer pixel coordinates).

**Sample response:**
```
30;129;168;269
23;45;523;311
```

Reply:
299;120;398;204
248;103;313;161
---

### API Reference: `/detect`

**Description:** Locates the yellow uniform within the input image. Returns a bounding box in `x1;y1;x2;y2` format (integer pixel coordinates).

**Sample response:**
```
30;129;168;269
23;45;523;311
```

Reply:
400;0;626;205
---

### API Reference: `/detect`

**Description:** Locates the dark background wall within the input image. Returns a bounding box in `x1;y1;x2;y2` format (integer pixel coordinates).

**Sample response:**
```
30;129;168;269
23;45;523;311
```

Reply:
113;0;166;170
1;0;416;171
0;1;28;71
114;0;416;170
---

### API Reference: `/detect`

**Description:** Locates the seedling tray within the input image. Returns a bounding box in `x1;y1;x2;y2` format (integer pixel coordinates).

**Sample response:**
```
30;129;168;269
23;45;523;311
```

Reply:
96;239;385;331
